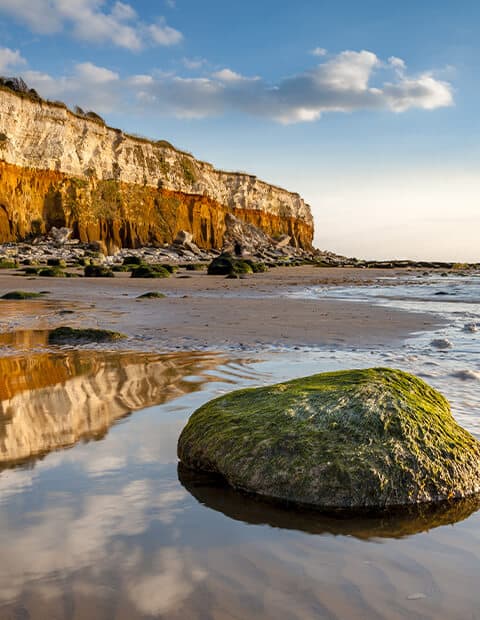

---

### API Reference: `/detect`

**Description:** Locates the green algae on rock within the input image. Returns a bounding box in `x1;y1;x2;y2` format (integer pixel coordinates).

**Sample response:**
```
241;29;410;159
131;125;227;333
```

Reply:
136;291;166;299
177;368;480;509
84;265;115;278
1;291;44;299
48;326;126;345
207;255;254;276
37;267;66;277
131;264;171;279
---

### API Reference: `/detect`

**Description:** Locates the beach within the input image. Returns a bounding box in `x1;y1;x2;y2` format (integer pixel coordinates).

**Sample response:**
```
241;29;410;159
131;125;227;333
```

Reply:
0;265;479;619
0;266;441;352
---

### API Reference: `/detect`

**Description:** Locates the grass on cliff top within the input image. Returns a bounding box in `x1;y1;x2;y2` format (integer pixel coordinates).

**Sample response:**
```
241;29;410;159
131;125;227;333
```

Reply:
178;367;480;509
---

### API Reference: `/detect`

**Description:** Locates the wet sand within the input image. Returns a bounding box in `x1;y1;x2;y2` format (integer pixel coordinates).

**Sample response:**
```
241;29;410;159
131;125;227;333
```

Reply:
0;266;441;350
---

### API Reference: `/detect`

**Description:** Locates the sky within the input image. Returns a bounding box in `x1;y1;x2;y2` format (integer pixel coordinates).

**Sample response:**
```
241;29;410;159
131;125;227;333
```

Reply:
0;0;478;260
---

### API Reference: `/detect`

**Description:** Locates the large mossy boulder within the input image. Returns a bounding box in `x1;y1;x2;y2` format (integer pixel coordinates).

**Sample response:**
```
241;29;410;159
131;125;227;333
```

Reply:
178;368;480;509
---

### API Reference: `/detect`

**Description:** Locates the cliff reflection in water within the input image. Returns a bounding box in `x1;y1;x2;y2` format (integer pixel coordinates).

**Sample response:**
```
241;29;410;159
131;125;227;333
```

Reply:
0;349;223;468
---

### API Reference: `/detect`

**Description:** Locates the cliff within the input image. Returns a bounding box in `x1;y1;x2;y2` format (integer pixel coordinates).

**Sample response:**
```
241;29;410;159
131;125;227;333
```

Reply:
0;85;314;250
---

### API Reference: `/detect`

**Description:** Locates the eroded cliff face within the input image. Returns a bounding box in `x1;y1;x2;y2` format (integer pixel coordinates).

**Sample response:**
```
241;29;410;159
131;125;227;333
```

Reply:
0;87;314;249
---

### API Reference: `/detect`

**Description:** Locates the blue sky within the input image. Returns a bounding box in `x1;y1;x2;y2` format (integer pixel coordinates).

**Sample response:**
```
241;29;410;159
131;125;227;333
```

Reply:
0;0;478;260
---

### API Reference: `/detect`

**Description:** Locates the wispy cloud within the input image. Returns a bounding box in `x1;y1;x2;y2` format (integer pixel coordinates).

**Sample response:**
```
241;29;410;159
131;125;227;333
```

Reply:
0;47;26;73
182;57;207;70
311;47;327;57
22;49;453;123
148;18;183;46
0;0;183;50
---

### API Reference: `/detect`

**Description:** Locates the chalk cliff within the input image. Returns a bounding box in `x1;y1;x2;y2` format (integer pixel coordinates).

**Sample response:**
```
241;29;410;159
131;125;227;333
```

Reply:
0;85;313;250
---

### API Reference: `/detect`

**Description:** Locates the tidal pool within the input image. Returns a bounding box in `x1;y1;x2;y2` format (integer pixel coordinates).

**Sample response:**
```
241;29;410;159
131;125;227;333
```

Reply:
0;346;480;619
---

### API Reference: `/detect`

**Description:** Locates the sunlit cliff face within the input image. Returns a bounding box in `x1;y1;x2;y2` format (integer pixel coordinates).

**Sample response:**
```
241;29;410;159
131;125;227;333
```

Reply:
0;349;223;467
0;87;314;250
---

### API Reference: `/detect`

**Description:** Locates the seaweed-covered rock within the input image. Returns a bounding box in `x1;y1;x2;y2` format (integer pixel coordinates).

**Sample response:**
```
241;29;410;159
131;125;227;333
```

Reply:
207;254;253;276
184;263;206;271
37;267;66;277
207;255;235;275
46;257;66;268
122;255;143;266
84;265;114;278
48;326;125;344
136;291;166;299
178;368;480;509
131;264;171;278
1;291;44;300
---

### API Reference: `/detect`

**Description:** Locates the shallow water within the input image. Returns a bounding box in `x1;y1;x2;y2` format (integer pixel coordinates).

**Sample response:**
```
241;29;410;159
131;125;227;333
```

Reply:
290;272;480;433
0;275;480;619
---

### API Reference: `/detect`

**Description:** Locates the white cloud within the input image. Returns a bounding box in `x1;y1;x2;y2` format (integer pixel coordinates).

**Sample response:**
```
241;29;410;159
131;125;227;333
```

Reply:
388;56;406;72
311;47;327;57
23;63;123;112
129;74;154;86
148;19;183;46
383;73;453;112
0;47;26;73
0;0;62;34
315;50;379;91
21;50;454;123
211;68;255;82
0;0;183;50
182;57;207;70
111;1;137;21
75;62;119;83
128;548;206;616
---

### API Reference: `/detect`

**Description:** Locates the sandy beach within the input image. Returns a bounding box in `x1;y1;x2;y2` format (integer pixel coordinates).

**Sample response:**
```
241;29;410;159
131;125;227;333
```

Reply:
0;266;441;351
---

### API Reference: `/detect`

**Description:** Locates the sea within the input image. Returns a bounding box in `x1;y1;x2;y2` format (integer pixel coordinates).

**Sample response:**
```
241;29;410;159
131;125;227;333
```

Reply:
0;272;479;619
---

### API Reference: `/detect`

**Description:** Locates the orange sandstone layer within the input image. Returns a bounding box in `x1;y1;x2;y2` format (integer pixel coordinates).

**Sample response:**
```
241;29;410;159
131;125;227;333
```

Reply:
0;86;314;250
0;160;313;250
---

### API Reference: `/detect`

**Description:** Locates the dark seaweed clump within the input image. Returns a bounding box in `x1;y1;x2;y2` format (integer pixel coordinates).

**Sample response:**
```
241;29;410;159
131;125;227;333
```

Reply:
48;326;126;344
1;291;45;300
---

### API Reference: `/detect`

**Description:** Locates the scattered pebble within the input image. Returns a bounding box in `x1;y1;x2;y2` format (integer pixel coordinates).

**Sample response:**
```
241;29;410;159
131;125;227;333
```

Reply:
451;370;480;381
430;338;453;350
407;593;427;601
